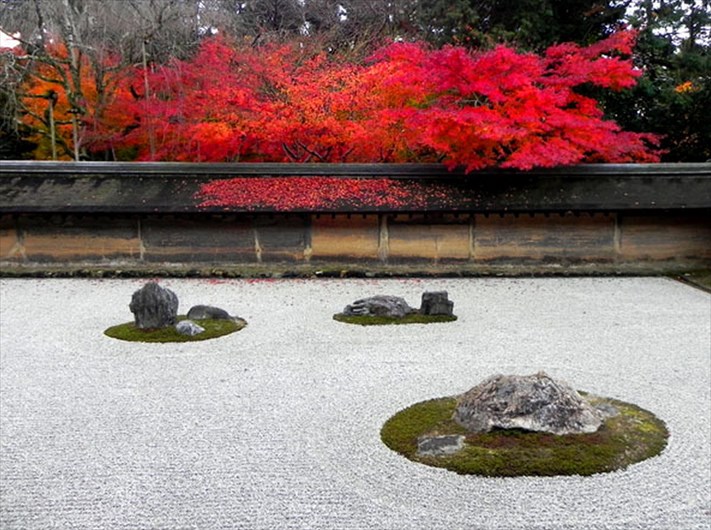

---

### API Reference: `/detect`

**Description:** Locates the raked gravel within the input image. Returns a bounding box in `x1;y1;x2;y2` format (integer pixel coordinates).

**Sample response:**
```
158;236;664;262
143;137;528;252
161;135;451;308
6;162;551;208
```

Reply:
0;277;709;530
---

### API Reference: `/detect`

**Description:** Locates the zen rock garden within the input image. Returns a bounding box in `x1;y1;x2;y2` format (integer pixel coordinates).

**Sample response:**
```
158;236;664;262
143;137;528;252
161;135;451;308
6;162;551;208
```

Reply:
104;282;247;342
381;371;668;477
105;283;669;478
334;291;457;325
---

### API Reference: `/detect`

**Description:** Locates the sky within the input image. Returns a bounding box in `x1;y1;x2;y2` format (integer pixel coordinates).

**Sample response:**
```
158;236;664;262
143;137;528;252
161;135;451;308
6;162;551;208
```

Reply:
0;29;21;49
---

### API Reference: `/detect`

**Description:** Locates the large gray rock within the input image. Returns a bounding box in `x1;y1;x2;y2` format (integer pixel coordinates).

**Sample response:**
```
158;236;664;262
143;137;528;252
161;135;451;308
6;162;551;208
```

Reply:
342;295;415;318
453;372;603;435
187;305;232;321
420;291;454;316
129;282;179;329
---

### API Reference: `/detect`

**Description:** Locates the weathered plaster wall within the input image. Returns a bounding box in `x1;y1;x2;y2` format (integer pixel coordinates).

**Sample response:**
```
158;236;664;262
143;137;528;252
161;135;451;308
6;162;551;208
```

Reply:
2;211;709;275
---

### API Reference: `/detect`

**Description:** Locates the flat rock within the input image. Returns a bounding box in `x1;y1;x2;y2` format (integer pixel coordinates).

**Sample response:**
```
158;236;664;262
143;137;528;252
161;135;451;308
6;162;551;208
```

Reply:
342;295;415;318
453;372;603;435
175;320;205;336
129;282;179;329
417;435;466;457
187;305;233;321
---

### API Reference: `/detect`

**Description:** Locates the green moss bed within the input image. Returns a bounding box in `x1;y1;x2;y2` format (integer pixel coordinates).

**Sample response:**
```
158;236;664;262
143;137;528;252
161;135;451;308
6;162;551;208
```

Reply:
381;394;668;477
104;316;247;343
333;313;458;326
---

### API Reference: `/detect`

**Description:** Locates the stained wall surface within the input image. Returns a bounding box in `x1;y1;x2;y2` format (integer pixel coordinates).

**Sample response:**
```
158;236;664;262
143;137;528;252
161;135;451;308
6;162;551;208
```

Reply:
2;212;709;274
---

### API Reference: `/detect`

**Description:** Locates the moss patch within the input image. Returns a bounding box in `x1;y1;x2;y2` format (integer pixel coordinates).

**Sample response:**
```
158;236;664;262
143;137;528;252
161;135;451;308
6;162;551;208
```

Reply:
676;270;711;293
104;316;246;343
333;313;457;326
381;395;668;477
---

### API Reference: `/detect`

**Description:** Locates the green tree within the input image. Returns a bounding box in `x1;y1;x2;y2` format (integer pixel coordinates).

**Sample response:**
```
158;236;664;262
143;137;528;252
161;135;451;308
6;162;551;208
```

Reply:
605;0;710;161
414;0;629;49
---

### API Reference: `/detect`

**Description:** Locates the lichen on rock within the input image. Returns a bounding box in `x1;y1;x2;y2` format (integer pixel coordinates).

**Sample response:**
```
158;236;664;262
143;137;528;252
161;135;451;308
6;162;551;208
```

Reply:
453;372;603;435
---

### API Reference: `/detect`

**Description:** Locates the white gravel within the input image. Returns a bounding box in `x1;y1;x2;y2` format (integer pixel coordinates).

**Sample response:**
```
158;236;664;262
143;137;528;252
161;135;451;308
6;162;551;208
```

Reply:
0;277;709;530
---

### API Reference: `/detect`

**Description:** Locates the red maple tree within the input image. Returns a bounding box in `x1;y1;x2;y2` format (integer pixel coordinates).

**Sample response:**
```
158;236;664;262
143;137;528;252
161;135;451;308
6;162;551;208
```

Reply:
362;30;659;171
107;30;659;170
95;31;660;209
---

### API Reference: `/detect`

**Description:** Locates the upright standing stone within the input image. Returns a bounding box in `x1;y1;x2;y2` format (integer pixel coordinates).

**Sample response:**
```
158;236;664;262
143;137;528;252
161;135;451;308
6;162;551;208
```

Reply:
420;291;454;316
129;282;179;329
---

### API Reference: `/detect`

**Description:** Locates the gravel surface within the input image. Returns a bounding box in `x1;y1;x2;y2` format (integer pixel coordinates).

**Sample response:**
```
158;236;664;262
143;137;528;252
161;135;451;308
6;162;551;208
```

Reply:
1;277;709;530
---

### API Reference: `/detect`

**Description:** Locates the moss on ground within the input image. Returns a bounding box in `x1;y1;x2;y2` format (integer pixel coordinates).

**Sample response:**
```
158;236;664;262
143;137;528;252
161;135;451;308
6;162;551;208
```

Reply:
104;316;246;343
676;270;711;292
332;313;457;326
381;395;668;477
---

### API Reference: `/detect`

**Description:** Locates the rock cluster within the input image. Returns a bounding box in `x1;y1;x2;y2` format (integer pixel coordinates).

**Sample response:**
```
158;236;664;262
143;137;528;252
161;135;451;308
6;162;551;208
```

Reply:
453;372;603;435
128;282;236;336
341;291;455;318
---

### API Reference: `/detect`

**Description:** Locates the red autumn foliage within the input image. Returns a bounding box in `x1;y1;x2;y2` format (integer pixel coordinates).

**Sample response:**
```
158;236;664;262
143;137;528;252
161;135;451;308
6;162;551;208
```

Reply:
106;30;659;171
15;41;125;159
94;31;661;209
197;177;460;211
364;31;659;171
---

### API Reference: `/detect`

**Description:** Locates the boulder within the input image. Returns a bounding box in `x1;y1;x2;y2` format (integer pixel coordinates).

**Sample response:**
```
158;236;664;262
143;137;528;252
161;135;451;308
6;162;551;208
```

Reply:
453;372;603;435
187;304;232;321
175;320;205;336
420;291;454;316
129;282;178;329
342;295;415;318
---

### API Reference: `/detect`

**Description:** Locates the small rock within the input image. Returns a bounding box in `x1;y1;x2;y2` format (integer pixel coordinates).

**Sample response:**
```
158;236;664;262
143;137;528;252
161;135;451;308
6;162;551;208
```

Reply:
417;435;466;457
594;402;620;418
342;295;415;318
175;320;205;336
129;282;178;329
187;304;233;321
420;291;454;316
